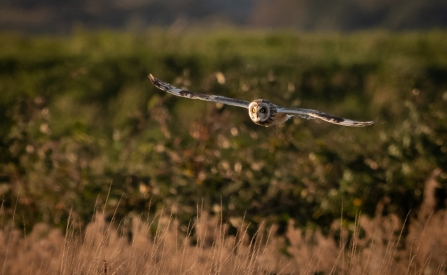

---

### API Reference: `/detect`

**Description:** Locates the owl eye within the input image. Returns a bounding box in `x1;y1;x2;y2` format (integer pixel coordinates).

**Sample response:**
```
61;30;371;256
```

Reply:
251;107;256;113
259;108;266;113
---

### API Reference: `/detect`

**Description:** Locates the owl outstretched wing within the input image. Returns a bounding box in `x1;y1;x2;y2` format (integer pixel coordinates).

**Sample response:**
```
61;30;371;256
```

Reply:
277;107;375;127
149;74;250;109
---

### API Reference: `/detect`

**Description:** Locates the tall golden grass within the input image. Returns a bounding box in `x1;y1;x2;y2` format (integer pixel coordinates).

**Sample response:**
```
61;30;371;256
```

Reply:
1;169;446;274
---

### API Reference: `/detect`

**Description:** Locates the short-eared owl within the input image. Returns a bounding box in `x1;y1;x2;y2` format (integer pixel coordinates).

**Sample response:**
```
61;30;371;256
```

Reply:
149;74;375;127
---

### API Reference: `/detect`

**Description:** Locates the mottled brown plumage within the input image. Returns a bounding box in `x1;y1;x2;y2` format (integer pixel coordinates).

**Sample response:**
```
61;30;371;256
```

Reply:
149;74;376;127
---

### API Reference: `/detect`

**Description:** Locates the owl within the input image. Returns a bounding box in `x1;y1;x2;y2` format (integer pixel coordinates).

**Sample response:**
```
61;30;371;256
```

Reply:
149;74;376;127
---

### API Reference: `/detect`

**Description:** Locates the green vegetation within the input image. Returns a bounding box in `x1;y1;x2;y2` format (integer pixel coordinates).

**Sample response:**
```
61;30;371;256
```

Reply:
0;29;446;239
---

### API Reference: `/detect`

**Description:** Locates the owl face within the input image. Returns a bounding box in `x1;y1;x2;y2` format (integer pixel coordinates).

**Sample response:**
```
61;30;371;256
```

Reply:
248;99;272;125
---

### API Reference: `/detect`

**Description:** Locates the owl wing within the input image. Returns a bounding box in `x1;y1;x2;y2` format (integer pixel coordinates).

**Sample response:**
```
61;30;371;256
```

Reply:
277;106;375;127
149;74;250;109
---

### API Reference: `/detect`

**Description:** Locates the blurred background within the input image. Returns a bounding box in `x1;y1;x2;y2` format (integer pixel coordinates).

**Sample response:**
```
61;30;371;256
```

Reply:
0;0;446;240
2;0;447;33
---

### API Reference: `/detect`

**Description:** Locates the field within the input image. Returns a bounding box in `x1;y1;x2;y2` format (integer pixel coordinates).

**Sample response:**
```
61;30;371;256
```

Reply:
0;29;447;274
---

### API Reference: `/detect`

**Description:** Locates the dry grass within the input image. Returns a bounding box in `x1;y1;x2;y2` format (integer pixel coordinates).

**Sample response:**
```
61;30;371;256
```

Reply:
1;170;446;275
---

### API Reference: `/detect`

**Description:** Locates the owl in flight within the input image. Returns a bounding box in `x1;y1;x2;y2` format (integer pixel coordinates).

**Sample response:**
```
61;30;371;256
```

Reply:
149;74;375;127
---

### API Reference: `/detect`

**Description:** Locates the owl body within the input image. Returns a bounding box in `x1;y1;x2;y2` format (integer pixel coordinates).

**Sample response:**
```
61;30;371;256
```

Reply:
248;99;290;127
149;74;376;128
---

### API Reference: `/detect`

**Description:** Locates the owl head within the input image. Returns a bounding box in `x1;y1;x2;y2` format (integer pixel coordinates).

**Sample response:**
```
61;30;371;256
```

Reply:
248;99;275;126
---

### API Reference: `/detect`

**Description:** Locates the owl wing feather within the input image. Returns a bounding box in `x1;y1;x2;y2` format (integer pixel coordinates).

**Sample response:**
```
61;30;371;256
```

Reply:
149;74;250;109
277;107;375;127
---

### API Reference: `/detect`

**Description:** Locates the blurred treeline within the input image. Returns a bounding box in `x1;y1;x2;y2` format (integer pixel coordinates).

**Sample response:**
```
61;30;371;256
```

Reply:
0;29;446;235
2;0;447;33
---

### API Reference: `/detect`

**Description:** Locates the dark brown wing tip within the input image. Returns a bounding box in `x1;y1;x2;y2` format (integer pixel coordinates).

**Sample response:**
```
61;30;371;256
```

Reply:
148;73;155;83
148;74;162;88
